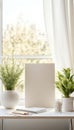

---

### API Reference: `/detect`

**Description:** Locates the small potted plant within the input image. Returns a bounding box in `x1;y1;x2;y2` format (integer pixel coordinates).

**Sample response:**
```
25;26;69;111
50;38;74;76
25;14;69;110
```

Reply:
55;68;74;112
0;63;23;108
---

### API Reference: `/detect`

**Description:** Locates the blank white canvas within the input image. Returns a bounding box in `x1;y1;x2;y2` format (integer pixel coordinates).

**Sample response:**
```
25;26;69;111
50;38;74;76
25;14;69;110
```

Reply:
25;63;55;108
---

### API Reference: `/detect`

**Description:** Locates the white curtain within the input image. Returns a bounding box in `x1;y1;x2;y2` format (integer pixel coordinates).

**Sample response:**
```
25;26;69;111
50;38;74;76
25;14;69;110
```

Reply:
43;0;74;71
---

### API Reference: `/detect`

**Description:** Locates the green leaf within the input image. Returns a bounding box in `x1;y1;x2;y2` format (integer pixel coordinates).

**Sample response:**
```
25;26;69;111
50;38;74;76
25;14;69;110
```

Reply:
0;63;23;90
55;68;74;97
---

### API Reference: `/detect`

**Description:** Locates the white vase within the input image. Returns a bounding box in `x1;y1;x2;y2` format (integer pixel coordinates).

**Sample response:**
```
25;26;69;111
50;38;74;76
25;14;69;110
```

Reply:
62;97;73;112
1;90;19;109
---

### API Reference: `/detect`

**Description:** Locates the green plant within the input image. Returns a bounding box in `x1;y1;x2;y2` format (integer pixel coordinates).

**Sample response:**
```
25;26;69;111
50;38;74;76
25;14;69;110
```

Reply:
55;68;74;98
0;63;23;90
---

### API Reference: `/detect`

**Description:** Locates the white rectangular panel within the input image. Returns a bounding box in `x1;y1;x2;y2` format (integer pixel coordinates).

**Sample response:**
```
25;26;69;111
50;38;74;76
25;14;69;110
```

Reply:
25;63;55;108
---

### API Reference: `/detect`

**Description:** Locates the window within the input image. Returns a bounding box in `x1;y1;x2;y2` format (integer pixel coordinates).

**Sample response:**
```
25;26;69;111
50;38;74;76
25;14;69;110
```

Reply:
3;0;52;56
1;0;53;105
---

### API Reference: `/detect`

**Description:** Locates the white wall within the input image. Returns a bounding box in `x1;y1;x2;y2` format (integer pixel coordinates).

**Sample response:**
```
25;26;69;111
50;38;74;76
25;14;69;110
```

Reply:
3;119;69;130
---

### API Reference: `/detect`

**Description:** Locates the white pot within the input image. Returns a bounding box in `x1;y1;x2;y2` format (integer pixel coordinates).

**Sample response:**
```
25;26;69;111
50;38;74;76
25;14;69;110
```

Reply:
1;90;19;109
62;97;73;112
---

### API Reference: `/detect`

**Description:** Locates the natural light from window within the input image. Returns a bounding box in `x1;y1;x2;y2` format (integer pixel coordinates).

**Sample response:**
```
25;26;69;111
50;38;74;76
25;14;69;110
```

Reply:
3;0;54;105
3;0;45;31
3;0;52;57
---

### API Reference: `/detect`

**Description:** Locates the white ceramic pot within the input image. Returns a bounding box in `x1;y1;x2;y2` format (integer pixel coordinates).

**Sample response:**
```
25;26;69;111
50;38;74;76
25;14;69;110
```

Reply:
1;90;19;109
62;97;73;112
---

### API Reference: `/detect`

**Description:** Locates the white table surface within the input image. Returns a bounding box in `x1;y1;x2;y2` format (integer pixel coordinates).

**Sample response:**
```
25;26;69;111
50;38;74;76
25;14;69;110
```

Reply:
0;106;74;119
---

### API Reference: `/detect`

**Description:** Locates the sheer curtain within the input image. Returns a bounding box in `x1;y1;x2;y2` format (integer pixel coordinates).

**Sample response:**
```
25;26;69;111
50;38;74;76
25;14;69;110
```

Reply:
43;0;74;71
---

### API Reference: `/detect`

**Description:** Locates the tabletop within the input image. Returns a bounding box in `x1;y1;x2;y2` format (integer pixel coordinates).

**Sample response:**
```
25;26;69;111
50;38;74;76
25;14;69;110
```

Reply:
0;107;74;119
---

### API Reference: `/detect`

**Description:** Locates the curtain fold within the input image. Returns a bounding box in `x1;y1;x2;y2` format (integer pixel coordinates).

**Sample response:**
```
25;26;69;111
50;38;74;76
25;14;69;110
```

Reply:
43;0;74;71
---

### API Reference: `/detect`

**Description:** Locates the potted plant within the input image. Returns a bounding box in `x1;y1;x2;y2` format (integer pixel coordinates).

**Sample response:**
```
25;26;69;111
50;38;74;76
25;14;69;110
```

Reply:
55;68;74;112
0;63;23;108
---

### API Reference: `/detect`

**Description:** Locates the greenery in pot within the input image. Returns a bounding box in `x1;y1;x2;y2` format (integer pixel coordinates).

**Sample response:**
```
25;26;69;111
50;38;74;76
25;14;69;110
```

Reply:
55;68;74;98
0;63;23;90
